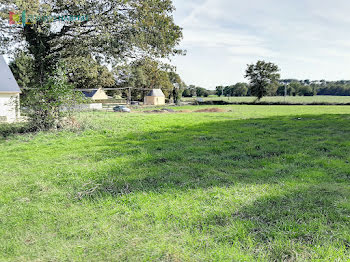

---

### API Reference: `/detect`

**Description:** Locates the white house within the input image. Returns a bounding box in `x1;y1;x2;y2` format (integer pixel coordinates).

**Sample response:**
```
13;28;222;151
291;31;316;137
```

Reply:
0;55;21;123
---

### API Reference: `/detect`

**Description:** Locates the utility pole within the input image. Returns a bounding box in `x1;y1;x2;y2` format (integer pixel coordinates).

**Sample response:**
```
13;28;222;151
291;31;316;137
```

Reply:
127;87;131;105
284;85;287;102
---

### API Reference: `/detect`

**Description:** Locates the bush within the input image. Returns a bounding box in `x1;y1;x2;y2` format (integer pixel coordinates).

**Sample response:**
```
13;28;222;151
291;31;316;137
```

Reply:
0;123;33;138
22;67;84;131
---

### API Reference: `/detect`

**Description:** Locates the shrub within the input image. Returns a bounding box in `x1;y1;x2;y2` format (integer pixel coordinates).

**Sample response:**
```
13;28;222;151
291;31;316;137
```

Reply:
21;67;85;131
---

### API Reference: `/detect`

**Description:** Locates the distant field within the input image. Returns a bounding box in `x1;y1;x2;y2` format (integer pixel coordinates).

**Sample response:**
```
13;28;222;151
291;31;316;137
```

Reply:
1;105;350;261
182;95;350;104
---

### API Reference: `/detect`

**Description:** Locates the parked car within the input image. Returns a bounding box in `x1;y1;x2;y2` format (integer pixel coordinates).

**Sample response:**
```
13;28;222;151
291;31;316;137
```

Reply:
113;105;131;113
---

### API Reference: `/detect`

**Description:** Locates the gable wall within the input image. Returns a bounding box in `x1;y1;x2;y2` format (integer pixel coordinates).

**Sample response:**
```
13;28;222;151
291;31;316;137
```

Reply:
144;96;165;105
0;93;20;123
92;89;109;100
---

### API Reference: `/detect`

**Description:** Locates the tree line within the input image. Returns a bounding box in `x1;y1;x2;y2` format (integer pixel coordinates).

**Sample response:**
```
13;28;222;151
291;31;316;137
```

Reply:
182;64;350;98
181;80;350;99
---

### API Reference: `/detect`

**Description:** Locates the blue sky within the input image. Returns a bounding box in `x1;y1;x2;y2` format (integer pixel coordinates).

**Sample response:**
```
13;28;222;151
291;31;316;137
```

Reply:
171;0;350;89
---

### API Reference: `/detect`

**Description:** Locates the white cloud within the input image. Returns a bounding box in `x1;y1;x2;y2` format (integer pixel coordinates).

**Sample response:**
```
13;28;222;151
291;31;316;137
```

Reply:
171;0;350;88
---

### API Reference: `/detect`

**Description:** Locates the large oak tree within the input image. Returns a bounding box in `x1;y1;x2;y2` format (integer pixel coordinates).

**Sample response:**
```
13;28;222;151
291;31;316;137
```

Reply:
0;0;183;129
0;0;183;84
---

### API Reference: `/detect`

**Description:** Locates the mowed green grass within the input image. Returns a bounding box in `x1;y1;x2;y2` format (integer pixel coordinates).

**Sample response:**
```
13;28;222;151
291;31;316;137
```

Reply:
1;105;350;261
182;95;350;104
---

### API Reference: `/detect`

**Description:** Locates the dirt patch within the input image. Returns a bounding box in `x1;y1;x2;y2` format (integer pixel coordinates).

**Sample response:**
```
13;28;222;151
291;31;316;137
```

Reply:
194;108;226;113
142;108;226;114
143;110;166;114
161;108;175;113
143;108;176;114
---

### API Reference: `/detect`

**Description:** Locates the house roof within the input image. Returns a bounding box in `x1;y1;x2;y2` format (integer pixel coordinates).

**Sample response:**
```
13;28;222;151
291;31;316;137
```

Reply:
0;55;21;93
146;89;165;97
82;89;98;98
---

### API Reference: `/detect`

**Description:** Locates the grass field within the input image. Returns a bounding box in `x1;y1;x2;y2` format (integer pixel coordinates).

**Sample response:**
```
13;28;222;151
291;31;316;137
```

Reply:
182;95;350;104
1;105;350;261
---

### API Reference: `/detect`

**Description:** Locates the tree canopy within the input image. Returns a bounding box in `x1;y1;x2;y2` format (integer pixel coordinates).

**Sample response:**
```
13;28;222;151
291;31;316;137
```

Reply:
0;0;183;84
114;58;185;101
0;0;183;129
65;56;115;90
245;60;280;100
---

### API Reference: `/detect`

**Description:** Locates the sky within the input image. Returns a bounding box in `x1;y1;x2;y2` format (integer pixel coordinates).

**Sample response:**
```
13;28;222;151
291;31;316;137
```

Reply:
171;0;350;89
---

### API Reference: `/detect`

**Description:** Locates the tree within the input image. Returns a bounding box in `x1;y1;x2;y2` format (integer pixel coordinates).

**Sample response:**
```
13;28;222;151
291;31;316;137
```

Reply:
276;85;286;96
1;0;183;129
22;66;84;130
216;86;224;96
65;56;115;90
188;85;197;97
245;61;280;100
232;83;248;96
195;87;209;97
182;87;193;97
168;71;185;104
182;85;208;97
289;81;302;96
1;1;183;82
9;51;36;90
10;52;115;91
223;86;232;97
115;58;184;101
297;85;314;96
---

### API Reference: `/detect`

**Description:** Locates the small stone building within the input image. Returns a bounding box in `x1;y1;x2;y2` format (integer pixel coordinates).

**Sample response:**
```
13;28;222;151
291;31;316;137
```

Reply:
144;89;165;105
0;55;21;123
82;88;109;100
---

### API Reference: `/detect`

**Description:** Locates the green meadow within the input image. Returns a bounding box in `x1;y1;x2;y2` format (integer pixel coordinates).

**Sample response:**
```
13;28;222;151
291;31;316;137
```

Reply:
1;105;350;261
182;95;350;104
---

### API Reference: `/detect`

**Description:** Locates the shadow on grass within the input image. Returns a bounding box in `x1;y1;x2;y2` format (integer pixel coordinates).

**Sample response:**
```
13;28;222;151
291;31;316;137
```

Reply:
204;184;350;260
70;114;350;259
75;113;350;199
